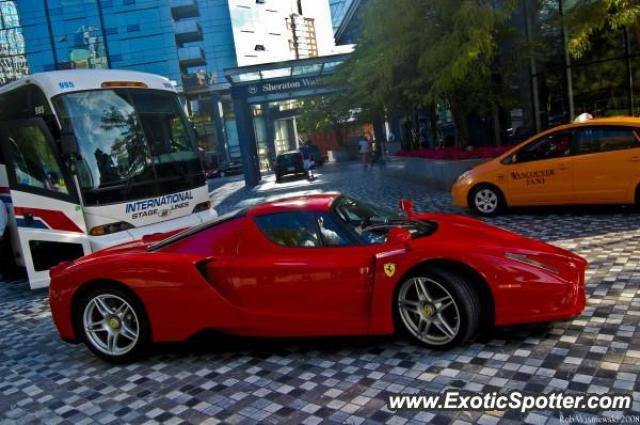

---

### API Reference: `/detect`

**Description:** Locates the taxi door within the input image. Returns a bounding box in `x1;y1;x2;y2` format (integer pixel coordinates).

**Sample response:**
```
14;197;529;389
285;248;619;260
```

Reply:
0;119;91;289
506;130;575;205
572;126;640;202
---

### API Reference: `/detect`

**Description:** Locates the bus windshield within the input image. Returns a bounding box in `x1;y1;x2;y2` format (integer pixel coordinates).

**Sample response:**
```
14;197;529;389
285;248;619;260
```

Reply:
53;89;203;205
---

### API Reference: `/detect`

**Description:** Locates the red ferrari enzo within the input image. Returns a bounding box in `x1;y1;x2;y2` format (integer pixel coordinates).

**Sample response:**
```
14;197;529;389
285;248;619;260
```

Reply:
49;194;587;362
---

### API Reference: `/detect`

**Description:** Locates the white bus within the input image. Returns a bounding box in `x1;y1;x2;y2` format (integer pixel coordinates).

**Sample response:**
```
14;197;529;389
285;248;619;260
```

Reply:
0;70;217;289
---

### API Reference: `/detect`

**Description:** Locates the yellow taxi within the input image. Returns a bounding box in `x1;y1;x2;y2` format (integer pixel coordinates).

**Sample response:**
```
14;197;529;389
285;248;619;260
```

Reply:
451;115;640;215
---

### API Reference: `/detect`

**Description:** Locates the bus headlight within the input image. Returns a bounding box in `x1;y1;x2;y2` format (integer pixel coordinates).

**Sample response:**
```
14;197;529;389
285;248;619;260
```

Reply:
89;221;134;236
193;201;212;213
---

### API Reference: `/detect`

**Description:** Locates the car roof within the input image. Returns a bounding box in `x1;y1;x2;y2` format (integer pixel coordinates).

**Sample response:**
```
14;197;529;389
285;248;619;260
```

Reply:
248;193;339;216
557;116;640;131
494;115;640;162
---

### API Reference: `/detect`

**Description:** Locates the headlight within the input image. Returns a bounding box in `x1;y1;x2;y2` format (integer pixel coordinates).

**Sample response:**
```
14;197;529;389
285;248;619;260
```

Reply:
456;170;472;183
504;252;559;274
193;201;212;213
89;221;134;236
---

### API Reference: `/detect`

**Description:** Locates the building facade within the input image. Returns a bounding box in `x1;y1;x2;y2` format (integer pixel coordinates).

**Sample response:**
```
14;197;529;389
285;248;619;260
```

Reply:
2;0;339;167
331;0;640;147
0;1;29;84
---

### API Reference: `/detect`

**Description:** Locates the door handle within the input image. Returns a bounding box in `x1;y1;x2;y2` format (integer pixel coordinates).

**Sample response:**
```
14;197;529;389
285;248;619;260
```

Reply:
557;163;569;170
23;213;34;224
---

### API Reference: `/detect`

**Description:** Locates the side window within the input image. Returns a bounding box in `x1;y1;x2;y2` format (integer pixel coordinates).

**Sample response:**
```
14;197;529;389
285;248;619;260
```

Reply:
255;211;320;248
516;131;573;163
317;213;352;246
576;126;640;155
6;125;69;195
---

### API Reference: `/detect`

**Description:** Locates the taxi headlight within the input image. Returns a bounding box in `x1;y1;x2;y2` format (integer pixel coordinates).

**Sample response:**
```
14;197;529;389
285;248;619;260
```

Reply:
456;170;472;184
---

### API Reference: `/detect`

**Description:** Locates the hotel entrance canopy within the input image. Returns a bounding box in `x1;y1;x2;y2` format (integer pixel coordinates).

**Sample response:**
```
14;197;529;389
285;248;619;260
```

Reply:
224;53;350;186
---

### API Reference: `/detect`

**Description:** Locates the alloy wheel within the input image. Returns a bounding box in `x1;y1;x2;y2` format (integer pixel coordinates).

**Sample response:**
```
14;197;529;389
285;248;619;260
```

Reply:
474;189;499;214
82;294;140;356
397;277;461;345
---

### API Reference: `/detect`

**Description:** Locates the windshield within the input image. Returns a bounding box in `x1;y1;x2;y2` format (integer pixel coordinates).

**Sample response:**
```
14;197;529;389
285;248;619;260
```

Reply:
53;89;204;205
333;196;436;244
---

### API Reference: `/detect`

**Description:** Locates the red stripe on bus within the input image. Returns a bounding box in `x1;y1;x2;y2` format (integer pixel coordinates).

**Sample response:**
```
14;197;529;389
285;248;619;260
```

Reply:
13;207;83;234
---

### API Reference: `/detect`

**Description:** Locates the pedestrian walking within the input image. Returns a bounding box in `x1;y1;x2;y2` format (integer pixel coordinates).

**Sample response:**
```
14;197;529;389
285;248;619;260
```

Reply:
300;139;316;180
359;134;371;167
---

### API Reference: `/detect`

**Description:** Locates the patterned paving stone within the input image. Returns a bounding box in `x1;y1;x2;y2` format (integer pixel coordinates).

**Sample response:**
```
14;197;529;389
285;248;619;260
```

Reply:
0;162;639;424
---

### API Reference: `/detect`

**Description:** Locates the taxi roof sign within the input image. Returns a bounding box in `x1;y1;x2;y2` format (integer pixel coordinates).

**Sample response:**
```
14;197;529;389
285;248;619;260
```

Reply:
574;112;594;123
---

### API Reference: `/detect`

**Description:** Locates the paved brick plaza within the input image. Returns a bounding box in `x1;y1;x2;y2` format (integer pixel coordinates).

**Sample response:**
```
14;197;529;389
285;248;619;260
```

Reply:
1;162;639;425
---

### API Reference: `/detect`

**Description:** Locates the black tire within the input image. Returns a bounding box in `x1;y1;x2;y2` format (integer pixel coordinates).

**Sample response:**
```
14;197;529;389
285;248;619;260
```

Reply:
468;184;505;216
395;268;481;349
74;285;150;363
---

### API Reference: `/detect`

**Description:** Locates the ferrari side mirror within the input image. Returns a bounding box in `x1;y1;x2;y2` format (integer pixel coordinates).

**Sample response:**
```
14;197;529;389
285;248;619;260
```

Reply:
399;199;416;217
387;226;412;245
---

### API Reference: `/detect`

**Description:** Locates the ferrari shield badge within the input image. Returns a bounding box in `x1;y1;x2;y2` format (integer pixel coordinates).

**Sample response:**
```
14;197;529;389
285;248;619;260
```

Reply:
384;263;396;277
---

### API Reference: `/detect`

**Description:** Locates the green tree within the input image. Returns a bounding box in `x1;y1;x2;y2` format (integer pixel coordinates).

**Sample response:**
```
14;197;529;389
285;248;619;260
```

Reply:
332;0;519;146
565;0;640;59
297;96;353;147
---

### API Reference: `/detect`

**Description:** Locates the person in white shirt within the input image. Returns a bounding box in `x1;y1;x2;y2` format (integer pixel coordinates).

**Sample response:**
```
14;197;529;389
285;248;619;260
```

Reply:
358;135;371;167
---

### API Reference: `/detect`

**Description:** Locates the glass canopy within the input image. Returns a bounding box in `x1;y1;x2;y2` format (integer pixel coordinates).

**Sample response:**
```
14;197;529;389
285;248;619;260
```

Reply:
225;53;350;85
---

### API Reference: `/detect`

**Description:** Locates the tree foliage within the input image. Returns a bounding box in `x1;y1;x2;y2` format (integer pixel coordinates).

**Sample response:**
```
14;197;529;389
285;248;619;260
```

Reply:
296;96;354;146
328;0;519;145
566;0;640;58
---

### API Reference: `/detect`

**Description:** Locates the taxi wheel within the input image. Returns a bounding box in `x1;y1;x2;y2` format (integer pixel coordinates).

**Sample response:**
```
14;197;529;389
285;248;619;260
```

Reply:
469;185;504;216
74;285;150;364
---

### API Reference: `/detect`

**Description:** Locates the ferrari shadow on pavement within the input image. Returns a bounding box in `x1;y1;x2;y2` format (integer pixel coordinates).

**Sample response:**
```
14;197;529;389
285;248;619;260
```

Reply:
484;204;640;243
149;323;555;361
153;332;396;358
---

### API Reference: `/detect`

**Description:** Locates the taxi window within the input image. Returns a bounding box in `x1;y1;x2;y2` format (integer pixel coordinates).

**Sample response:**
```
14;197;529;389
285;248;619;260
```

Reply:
516;132;573;163
576;126;640;155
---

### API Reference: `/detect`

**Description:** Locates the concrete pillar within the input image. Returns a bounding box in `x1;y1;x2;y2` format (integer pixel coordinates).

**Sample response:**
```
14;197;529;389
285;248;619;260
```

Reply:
211;92;229;163
262;102;277;163
233;98;261;187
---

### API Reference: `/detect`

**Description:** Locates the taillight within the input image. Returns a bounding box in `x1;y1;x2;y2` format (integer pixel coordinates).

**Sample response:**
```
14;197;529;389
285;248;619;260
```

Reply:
89;221;134;236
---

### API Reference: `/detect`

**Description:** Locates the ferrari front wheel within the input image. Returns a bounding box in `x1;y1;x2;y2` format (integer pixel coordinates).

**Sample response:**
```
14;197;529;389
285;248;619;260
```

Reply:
396;269;481;349
76;286;150;363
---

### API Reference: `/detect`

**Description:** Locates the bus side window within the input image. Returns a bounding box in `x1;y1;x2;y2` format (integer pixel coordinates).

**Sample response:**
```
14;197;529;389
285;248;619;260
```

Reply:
6;125;69;195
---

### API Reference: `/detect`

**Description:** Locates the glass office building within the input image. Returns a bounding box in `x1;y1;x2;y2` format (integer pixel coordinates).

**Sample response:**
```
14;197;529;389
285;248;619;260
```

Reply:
15;1;183;83
331;0;640;146
3;0;339;168
0;1;29;84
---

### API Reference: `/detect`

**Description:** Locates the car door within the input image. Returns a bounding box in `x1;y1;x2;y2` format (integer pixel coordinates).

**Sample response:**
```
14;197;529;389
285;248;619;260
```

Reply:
572;125;640;202
0;119;91;289
506;130;575;205
229;210;377;335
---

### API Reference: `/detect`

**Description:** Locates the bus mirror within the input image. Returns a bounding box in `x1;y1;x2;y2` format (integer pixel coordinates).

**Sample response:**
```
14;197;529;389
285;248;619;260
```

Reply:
61;132;80;160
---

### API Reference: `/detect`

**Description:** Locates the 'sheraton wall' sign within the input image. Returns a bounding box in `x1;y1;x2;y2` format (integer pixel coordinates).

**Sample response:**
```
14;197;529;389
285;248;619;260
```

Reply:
234;76;327;98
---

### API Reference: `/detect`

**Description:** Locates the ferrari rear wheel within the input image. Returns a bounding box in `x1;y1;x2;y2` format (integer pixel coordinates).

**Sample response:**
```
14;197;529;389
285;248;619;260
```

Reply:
396;269;481;349
76;286;149;363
